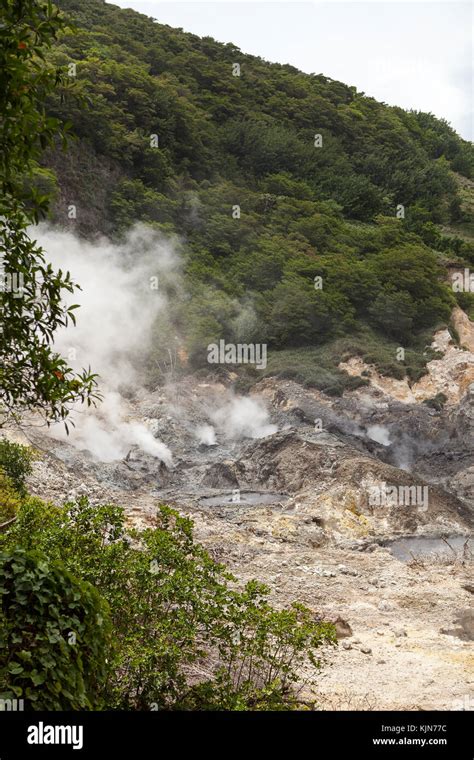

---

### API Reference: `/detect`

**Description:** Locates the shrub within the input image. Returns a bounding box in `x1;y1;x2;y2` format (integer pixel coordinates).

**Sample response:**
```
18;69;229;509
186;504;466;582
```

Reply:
423;392;448;411
0;548;111;710
0;498;336;710
0;471;22;525
0;439;35;495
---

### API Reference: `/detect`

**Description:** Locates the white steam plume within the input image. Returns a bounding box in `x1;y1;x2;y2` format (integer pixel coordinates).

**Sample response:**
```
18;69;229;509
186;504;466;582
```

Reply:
211;396;277;440
32;223;177;465
195;424;217;446
367;424;392;447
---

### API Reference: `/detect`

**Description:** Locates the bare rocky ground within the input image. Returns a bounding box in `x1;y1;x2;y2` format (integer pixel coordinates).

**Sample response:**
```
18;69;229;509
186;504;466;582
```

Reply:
6;324;474;711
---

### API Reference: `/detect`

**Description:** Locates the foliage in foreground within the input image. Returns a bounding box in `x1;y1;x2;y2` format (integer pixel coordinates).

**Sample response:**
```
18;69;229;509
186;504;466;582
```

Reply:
0;497;336;710
0;548;110;710
0;471;22;525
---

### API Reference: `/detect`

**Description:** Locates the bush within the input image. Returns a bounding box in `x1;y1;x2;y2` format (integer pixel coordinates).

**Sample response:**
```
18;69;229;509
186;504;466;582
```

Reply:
0;439;35;495
0;498;336;710
0;471;22;525
423;392;448;411
0;548;111;710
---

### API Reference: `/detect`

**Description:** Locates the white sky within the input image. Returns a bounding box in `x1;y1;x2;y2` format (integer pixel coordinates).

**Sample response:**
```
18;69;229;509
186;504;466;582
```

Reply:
109;0;473;140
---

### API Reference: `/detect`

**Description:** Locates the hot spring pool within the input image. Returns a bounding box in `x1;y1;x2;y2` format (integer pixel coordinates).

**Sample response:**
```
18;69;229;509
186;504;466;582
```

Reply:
199;491;289;508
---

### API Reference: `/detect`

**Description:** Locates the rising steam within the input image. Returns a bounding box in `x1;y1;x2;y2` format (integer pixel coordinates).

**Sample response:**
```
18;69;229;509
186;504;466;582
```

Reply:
210;396;278;440
366;424;392;447
195;424;217;446
33;223;178;464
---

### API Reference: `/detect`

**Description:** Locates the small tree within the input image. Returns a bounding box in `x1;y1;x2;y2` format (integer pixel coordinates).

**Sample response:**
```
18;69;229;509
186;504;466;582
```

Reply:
368;291;416;341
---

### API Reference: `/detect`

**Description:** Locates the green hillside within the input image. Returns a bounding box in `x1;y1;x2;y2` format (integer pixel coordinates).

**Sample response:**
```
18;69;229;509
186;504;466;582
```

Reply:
42;0;474;391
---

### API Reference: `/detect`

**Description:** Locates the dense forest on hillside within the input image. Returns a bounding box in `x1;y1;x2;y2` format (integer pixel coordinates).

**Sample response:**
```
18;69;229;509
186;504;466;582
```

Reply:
40;0;474;391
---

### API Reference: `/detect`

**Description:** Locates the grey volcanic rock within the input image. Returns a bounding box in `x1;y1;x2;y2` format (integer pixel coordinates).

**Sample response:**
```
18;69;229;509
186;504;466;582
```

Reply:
255;377;474;512
440;609;474;641
330;616;353;639
201;461;239;489
237;428;355;493
236;428;472;540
